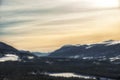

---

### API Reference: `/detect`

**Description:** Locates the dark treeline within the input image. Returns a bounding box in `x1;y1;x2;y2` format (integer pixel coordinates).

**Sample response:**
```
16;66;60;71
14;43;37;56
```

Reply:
0;57;120;80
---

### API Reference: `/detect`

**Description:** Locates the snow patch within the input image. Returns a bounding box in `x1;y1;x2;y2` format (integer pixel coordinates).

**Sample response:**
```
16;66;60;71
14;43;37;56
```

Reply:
86;40;120;46
27;56;34;59
106;41;120;46
0;54;18;62
85;45;93;49
110;56;120;62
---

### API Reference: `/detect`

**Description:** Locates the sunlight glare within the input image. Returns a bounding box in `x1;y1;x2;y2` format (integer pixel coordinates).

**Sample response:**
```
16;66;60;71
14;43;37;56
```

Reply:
94;0;119;8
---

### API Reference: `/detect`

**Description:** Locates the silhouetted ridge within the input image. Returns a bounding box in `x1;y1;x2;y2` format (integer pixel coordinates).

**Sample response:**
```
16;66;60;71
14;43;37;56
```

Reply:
0;42;18;54
103;40;115;42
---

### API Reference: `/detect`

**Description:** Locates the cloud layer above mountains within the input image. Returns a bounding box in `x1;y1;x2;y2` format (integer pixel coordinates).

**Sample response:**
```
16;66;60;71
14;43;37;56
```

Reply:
0;0;120;52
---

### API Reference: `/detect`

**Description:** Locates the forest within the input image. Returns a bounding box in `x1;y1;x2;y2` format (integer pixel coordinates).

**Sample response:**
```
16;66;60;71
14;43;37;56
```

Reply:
0;57;120;80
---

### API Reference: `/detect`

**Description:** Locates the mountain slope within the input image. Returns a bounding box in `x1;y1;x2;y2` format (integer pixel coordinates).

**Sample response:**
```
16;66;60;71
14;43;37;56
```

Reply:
0;42;37;62
0;42;19;54
49;40;120;59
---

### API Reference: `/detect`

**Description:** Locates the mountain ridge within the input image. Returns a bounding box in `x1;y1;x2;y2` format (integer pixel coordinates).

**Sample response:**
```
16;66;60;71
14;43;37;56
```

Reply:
0;40;120;61
0;42;37;62
49;40;120;59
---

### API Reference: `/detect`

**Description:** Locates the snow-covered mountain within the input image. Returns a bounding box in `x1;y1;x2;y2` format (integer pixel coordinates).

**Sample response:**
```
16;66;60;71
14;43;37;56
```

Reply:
49;40;120;60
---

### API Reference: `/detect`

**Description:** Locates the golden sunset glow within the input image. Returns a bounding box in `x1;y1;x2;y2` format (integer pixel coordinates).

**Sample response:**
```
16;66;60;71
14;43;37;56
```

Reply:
0;0;120;52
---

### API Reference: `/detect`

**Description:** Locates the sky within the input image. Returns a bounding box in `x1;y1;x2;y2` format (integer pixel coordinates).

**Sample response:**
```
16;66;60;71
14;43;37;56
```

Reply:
0;0;120;52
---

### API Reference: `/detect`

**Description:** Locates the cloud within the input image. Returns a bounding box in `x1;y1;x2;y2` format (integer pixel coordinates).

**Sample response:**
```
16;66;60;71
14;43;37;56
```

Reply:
0;0;120;51
0;20;32;28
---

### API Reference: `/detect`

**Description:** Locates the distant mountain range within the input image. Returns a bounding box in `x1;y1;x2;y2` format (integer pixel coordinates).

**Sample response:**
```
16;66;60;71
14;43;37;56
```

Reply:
0;40;120;62
49;40;120;60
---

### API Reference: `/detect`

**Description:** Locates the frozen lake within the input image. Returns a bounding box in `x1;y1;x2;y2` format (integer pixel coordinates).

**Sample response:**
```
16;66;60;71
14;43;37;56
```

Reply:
46;72;95;79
